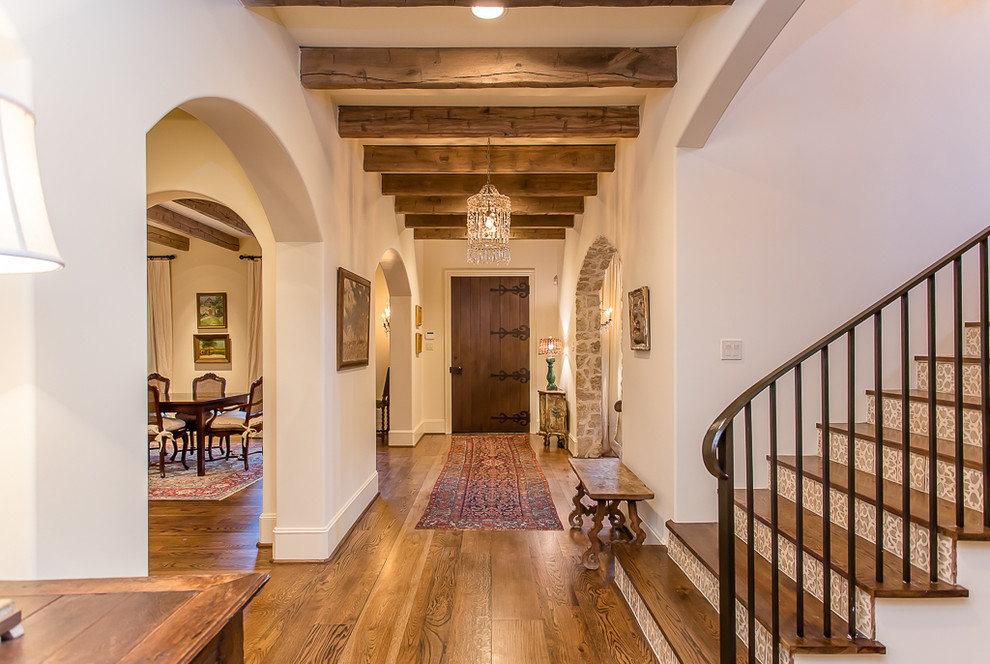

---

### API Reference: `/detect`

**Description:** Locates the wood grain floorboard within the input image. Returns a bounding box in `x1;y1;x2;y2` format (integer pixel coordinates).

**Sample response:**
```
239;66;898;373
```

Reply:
148;434;658;663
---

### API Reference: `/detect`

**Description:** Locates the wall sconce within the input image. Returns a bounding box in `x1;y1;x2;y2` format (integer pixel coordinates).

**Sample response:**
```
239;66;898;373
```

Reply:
0;97;62;274
381;301;391;335
600;306;613;329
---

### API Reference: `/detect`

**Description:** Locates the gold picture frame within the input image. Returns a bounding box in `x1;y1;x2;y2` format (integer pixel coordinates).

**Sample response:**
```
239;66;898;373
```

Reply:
416;332;423;355
193;334;231;363
337;267;372;370
628;286;651;351
415;305;423;328
196;292;227;329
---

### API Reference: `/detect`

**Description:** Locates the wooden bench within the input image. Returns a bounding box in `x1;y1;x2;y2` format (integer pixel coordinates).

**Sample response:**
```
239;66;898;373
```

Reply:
568;457;654;570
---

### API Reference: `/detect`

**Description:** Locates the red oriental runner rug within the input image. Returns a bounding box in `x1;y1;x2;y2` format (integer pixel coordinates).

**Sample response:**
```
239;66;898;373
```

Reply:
417;434;563;530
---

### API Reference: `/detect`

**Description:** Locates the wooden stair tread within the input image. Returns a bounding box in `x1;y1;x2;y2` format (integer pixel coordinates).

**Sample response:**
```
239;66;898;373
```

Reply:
868;388;983;408
667;522;885;655
736;488;967;598
613;543;748;664
776;455;990;540
821;422;984;470
913;354;983;363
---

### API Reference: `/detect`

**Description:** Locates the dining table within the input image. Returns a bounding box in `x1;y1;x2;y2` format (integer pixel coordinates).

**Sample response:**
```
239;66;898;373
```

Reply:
160;392;248;476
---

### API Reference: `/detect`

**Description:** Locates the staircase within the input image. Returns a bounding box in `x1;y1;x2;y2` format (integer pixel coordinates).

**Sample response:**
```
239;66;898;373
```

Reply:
612;228;990;663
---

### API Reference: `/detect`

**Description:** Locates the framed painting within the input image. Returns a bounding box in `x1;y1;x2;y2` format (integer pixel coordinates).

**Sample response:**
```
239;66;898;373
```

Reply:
197;292;227;329
416;332;423;355
337;267;372;369
628;286;651;351
193;334;231;363
415;305;423;328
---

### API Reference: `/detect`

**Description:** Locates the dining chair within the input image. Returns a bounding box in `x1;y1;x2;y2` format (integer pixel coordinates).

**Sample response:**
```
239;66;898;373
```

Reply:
190;372;227;459
148;385;189;478
148;372;183;461
205;377;263;470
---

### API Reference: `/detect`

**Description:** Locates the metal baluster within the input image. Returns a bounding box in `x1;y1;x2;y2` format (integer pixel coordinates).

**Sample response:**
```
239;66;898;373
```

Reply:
953;258;964;529
719;424;737;664
795;365;805;637
927;276;938;582
745;403;756;663
982;240;989;529
769;383;780;664
821;347;832;638
847;329;857;635
901;293;911;582
874;312;884;583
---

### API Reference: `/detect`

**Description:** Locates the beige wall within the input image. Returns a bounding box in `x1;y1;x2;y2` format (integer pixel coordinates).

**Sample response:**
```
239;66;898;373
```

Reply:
374;265;390;397
418;239;564;434
148;235;262;396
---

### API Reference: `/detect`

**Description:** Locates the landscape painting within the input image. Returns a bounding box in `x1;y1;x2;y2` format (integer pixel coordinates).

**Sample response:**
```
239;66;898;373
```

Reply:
337;267;371;369
193;334;231;363
197;292;227;329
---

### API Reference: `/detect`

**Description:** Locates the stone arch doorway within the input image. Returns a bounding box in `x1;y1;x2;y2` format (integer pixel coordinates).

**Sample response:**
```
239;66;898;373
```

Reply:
574;236;620;458
376;248;415;446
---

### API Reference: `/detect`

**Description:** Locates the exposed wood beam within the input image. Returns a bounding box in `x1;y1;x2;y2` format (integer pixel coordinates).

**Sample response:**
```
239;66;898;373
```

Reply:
303;47;675;90
414;228;566;240
364;144;616;173
382;173;597;197
248;0;729;6
339;106;639;139
147;225;190;252
404;214;574;228
174;199;254;237
395;196;584;215
147;206;240;252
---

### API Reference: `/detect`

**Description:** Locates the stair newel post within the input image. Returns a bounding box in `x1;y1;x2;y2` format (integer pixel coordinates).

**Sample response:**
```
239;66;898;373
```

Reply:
953;257;964;529
820;347;832;638
927;275;939;583
873;312;884;583
794;364;806;637
744;403;756;663
846;328;857;636
717;423;737;664
981;239;989;529
901;293;912;582
769;382;781;664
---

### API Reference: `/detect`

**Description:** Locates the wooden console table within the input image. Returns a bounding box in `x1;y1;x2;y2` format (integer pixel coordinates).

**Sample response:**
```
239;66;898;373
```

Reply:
0;572;267;663
568;458;654;570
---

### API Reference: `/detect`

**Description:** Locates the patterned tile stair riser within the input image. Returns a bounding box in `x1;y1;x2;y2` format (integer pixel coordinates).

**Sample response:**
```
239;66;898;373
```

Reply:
867;394;983;447
148;447;262;501
916;359;982;398
817;429;984;512
416;434;563;530
614;560;679;664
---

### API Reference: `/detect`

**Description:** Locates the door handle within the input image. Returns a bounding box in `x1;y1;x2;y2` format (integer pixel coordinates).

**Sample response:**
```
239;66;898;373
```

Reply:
449;366;463;375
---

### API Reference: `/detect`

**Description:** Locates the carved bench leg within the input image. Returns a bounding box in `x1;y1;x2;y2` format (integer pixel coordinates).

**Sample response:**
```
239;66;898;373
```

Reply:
608;501;630;540
627;500;647;545
568;482;588;529
582;500;608;570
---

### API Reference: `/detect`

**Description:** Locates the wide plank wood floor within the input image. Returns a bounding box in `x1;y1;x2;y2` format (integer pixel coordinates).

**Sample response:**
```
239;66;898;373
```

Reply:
149;434;657;663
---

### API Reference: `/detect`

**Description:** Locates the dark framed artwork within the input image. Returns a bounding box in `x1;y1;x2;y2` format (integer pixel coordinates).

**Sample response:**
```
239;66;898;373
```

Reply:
193;334;231;363
628;286;651;351
337;267;372;370
197;292;227;329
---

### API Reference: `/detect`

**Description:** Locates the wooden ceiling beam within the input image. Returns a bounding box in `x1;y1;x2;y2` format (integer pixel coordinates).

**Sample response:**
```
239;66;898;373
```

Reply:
414;228;566;240
395;195;584;214
382;173;597;197
339;106;639;139
303;47;675;90
404;214;574;228
175;199;254;237
147;225;190;252
364;144;616;173
248;1;730;6
147;205;240;252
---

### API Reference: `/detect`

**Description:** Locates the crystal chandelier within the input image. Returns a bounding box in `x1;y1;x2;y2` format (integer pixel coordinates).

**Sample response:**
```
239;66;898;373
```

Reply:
466;139;511;264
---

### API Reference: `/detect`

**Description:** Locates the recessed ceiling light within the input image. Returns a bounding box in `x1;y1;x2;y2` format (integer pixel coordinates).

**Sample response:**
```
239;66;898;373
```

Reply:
471;5;505;19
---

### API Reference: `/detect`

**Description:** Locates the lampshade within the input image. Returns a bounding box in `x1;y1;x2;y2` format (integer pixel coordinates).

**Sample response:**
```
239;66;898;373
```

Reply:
538;337;562;356
0;97;62;274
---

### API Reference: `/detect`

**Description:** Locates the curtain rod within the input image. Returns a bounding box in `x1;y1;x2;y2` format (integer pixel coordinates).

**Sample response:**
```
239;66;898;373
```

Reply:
239;255;262;261
147;255;176;260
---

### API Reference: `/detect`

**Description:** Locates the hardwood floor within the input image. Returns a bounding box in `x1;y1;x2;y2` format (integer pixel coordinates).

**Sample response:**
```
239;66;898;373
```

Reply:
148;434;657;663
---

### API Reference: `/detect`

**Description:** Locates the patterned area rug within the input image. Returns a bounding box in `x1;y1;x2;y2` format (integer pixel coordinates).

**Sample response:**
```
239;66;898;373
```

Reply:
417;434;563;530
148;444;262;501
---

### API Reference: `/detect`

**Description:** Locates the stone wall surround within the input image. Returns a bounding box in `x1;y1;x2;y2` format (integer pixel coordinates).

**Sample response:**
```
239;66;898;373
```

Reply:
573;236;619;457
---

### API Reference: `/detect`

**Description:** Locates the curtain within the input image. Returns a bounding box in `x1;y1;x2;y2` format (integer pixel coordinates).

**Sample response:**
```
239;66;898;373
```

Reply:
600;255;623;455
247;258;263;383
147;259;174;381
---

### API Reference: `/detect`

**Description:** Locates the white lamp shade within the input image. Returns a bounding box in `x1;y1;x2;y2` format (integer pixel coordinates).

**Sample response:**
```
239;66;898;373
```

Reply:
0;97;62;273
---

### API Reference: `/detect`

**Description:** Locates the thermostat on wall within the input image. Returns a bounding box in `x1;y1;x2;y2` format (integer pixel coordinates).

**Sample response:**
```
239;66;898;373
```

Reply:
425;331;435;340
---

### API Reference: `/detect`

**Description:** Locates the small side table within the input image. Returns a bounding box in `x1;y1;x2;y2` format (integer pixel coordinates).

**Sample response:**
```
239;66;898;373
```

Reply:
539;389;568;448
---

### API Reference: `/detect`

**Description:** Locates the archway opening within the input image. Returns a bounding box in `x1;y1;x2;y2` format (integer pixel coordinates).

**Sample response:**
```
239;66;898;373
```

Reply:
374;265;391;444
377;249;415;446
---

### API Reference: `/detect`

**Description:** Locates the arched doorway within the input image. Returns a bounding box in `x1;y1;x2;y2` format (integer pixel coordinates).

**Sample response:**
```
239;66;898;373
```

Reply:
573;236;620;458
376;249;415;446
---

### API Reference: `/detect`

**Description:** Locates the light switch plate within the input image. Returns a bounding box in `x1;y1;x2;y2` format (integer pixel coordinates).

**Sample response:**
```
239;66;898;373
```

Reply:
721;339;742;361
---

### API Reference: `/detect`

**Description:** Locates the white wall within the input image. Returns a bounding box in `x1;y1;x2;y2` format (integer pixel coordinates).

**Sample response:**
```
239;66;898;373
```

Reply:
374;265;390;397
418;239;564;435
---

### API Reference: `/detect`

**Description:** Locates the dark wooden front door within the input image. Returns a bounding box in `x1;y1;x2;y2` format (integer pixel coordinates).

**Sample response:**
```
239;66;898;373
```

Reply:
450;276;531;433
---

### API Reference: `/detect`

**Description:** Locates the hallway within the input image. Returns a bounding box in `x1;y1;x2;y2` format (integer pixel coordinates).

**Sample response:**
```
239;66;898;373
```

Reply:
149;435;656;663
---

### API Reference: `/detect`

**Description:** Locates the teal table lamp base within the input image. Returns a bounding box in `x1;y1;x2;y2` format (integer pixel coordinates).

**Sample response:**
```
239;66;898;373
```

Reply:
545;357;558;391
